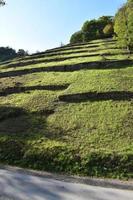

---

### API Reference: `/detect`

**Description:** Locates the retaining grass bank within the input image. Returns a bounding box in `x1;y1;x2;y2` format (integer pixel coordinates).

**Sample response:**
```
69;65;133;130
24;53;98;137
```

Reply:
0;38;133;180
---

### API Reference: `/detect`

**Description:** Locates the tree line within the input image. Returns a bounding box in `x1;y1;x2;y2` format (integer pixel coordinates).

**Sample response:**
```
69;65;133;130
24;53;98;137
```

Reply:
0;1;29;61
114;0;133;52
0;0;5;6
1;0;133;60
70;16;114;44
70;0;133;52
0;47;28;61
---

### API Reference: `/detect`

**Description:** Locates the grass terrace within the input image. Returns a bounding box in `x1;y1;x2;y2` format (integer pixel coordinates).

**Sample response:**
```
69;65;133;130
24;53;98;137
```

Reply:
0;38;133;179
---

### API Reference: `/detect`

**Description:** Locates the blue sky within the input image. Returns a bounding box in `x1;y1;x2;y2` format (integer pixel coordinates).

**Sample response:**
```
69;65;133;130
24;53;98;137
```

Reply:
0;0;126;53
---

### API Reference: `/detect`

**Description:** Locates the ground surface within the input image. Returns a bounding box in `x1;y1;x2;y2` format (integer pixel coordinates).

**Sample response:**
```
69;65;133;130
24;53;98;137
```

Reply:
0;38;133;178
0;168;133;200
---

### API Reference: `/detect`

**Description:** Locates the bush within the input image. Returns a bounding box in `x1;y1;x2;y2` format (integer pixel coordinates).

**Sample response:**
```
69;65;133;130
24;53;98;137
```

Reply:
70;16;114;44
70;31;83;44
114;0;133;51
0;0;5;6
17;49;28;57
0;47;17;61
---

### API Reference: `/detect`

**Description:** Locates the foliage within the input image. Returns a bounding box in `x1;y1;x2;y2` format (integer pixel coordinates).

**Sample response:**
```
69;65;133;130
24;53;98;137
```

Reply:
0;47;17;61
17;49;28;57
70;16;114;44
114;0;133;51
103;23;114;37
0;0;5;6
70;31;83;44
82;20;98;41
0;47;29;61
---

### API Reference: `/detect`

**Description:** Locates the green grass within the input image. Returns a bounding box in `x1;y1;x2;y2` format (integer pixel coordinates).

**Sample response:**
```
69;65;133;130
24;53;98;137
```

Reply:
0;38;133;179
0;40;125;68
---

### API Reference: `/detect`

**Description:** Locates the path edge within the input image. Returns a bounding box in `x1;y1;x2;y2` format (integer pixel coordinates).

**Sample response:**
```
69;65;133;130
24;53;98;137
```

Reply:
0;165;133;191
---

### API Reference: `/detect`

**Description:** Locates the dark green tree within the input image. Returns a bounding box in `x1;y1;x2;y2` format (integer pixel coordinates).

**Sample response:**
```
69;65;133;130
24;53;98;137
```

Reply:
98;16;113;26
0;0;5;6
98;16;114;37
70;16;114;44
81;16;114;42
0;47;17;61
17;49;28;57
127;0;133;50
70;31;83;44
114;0;133;51
82;20;98;41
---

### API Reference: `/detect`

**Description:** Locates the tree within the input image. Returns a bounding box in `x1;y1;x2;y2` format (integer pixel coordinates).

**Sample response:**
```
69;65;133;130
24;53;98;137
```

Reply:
103;23;114;37
70;16;114;44
114;0;133;51
98;16;114;25
97;16;114;38
81;16;114;42
0;0;5;6
17;49;28;57
0;47;17;61
82;20;98;41
128;0;133;3
127;0;133;50
70;31;83;44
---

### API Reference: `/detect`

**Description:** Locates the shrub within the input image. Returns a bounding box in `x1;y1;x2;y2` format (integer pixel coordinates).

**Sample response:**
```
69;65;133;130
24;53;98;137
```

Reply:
114;0;133;51
70;16;114;44
70;31;83;44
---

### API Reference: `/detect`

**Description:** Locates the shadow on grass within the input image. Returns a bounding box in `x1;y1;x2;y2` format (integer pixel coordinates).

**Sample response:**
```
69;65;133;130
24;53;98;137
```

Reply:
0;59;133;79
31;39;116;56
59;91;133;103
0;106;46;135
0;105;67;166
0;105;65;140
3;54;100;69
64;38;116;48
22;46;119;61
46;44;99;53
3;52;130;69
21;49;92;60
0;84;69;96
0;104;132;179
0;59;15;66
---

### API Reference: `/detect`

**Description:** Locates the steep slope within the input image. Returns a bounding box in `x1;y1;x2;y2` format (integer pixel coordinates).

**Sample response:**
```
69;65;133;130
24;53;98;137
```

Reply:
0;38;133;179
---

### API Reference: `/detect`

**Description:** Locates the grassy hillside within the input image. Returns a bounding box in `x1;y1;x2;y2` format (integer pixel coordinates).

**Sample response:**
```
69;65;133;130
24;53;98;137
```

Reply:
0;38;133;179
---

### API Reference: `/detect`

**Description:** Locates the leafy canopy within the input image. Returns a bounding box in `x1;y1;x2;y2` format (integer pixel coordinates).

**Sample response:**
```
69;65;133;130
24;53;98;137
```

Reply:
70;16;114;44
0;0;5;6
70;31;83;44
114;0;133;50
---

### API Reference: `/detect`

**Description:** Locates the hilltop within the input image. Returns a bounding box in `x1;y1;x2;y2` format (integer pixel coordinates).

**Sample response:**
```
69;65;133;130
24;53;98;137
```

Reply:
0;38;133;179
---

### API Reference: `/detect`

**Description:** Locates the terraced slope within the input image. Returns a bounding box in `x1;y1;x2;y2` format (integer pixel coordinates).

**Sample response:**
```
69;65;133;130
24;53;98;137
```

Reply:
0;38;133;179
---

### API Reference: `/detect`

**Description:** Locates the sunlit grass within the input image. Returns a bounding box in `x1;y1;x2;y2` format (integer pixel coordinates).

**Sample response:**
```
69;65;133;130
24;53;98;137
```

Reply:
0;38;132;179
